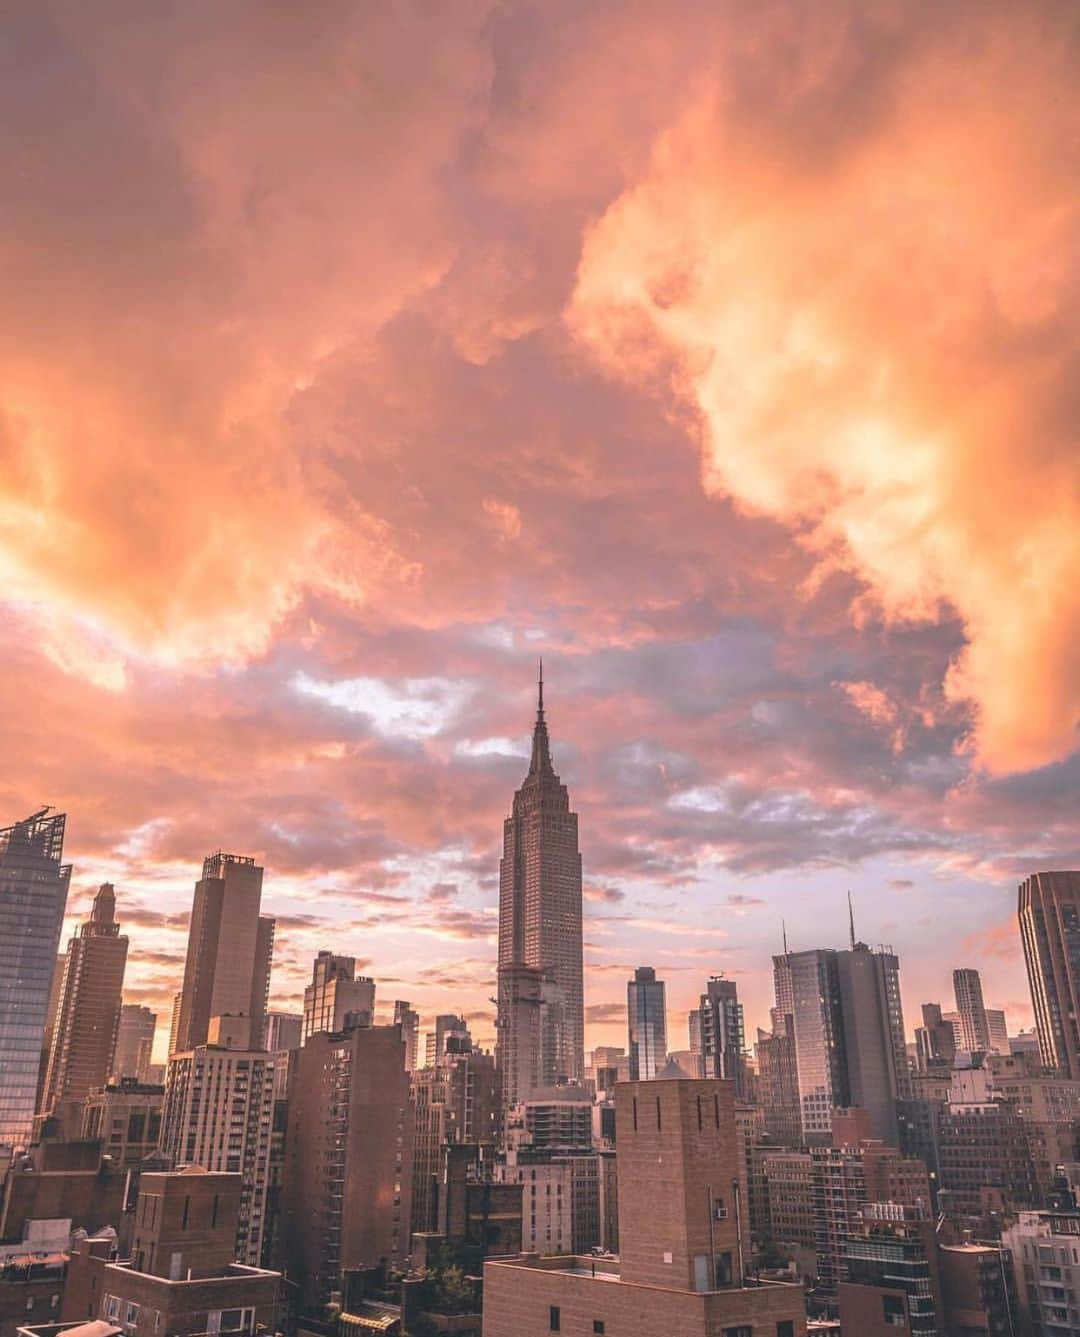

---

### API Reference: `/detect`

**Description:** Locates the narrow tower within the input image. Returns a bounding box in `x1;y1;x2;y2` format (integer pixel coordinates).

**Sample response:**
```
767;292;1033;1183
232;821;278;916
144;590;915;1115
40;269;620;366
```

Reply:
496;666;584;1103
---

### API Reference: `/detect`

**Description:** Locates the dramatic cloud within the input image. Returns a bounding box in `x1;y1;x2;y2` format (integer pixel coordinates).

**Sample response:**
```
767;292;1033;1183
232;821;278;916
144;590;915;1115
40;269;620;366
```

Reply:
570;1;1079;774
0;0;1076;1052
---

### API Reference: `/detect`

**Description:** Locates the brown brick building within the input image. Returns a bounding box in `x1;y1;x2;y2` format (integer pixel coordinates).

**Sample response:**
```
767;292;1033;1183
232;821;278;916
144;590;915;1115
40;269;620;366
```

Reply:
61;1168;279;1337
482;1079;805;1336
281;1024;413;1312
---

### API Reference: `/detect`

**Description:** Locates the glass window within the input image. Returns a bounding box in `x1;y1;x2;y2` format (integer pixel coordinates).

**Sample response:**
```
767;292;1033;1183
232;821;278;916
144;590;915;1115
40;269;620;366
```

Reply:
549;1306;561;1332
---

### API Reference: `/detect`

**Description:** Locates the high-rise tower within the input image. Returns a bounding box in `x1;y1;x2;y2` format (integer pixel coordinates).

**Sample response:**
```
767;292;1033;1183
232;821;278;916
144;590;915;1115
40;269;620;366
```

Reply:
41;882;129;1118
1018;871;1080;1077
953;967;991;1053
496;667;584;1099
174;852;274;1054
628;966;667;1081
0;810;71;1151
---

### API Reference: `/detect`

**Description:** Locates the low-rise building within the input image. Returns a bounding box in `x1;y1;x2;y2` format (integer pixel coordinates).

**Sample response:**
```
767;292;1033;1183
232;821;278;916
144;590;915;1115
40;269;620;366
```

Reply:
61;1169;279;1337
483;1079;806;1337
80;1084;163;1169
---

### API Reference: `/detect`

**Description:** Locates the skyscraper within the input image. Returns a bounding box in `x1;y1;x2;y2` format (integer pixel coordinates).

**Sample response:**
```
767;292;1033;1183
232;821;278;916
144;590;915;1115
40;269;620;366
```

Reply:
496;668;584;1092
281;1024;414;1309
697;974;746;1096
301;951;375;1042
1018;871;1080;1078
773;938;909;1145
41;883;129;1118
0;809;71;1151
953;967;991;1053
627;967;667;1081
174;852;274;1054
112;1004;158;1083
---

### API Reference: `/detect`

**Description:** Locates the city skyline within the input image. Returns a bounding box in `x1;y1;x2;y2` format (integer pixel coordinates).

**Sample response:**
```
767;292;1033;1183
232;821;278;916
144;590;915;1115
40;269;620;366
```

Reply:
2;1;1076;1074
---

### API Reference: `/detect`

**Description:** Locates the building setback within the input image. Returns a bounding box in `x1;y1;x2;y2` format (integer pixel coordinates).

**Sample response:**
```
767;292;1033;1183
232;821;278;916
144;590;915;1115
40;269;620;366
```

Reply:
173;853;274;1056
281;1024;414;1312
41;884;129;1123
0;811;72;1153
302;952;375;1043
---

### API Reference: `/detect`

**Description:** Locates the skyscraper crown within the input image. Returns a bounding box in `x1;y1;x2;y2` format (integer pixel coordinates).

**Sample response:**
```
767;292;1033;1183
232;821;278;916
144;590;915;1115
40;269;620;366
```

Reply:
528;659;554;776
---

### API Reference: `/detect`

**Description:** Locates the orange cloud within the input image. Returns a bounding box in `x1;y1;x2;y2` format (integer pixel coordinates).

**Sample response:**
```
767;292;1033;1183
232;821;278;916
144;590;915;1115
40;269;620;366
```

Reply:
569;5;1079;774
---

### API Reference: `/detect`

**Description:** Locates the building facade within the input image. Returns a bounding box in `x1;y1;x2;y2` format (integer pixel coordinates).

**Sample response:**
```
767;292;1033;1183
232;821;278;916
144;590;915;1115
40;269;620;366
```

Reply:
302;952;375;1043
496;671;584;1094
159;1046;281;1266
41;883;129;1120
627;967;666;1082
697;975;746;1097
281;1024;414;1311
954;968;992;1054
1019;871;1080;1079
0;810;72;1152
173;853;274;1055
112;1005;157;1084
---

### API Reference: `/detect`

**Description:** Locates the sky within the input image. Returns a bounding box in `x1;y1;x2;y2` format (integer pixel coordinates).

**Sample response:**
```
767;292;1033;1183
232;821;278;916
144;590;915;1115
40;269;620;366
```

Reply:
2;1;1077;1062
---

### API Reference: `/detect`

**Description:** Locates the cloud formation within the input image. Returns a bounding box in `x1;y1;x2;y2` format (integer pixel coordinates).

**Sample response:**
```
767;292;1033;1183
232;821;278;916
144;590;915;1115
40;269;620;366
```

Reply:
0;1;1076;1051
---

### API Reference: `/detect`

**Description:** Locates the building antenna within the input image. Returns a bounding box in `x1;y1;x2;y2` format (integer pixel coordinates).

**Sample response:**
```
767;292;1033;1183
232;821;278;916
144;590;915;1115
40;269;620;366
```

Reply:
782;918;789;955
538;657;544;718
848;890;856;951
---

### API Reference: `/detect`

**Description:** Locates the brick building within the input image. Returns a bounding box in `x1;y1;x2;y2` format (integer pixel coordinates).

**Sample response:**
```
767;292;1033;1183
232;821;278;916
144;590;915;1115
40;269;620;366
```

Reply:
482;1079;805;1336
61;1169;279;1337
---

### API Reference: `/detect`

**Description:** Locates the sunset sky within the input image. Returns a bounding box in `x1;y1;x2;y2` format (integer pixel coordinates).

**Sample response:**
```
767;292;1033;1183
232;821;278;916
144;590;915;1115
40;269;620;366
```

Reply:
3;1;1077;1061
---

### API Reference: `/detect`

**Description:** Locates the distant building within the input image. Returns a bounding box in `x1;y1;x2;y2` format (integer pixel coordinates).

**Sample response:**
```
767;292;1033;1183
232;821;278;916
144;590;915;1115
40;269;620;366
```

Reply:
423;1014;470;1068
262;1011;302;1052
627;968;666;1081
173;853;274;1055
954;968;992;1053
0;810;72;1152
112;1006;157;1084
302;952;374;1043
393;1001;420;1072
985;1008;1009;1055
281;1024;413;1311
496;671;584;1094
482;1079;805;1336
82;1079;164;1167
773;940;909;1145
1018;871;1080;1078
697;975;745;1097
914;1002;957;1072
41;884;129;1122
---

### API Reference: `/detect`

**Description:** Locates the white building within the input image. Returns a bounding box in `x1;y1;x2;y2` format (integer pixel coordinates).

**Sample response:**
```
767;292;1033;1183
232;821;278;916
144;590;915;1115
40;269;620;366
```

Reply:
159;1042;284;1266
1003;1209;1080;1335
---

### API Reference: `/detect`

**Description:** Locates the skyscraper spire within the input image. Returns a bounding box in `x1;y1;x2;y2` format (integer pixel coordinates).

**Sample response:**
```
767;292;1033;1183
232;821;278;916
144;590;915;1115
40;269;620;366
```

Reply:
528;659;553;776
848;890;856;951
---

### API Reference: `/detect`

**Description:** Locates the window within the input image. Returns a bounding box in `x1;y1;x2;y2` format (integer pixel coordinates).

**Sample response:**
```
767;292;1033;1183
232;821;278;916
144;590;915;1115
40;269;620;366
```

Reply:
549;1305;561;1332
722;1328;752;1337
181;1195;190;1229
593;1323;605;1335
883;1295;906;1325
777;1323;795;1337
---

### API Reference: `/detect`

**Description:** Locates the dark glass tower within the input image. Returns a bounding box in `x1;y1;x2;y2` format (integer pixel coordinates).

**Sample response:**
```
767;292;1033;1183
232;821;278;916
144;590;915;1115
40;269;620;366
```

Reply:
628;966;667;1080
496;668;584;1098
0;809;71;1151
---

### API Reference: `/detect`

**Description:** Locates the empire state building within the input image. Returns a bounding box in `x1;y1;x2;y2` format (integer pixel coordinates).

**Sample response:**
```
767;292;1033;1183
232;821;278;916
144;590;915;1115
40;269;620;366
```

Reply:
496;668;584;1104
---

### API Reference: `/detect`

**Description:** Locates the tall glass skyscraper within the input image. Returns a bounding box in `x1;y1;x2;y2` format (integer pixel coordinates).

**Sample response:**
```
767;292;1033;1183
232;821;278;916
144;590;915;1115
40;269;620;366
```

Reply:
0;809;71;1151
627;966;667;1080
